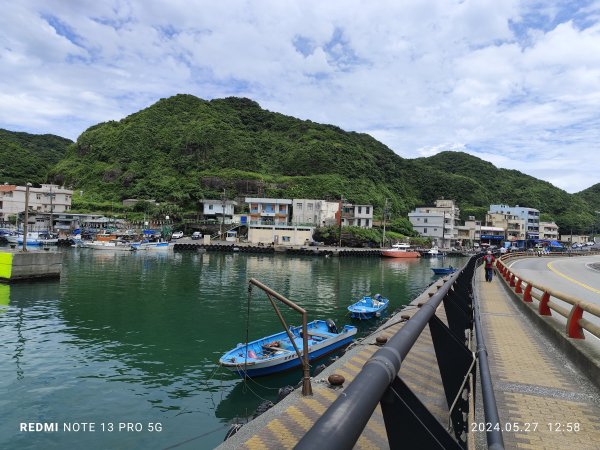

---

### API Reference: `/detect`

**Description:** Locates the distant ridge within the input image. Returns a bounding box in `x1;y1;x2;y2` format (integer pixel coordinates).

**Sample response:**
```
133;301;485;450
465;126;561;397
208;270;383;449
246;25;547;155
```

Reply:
5;94;597;233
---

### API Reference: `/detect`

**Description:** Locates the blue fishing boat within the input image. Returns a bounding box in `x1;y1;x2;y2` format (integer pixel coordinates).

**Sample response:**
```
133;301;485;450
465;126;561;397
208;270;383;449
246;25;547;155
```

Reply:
219;319;357;377
347;294;389;319
431;266;456;275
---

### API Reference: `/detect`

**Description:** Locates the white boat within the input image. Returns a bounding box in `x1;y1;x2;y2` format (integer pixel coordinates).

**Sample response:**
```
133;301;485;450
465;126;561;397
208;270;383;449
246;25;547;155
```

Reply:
81;239;134;251
130;241;171;251
6;231;58;246
427;246;439;256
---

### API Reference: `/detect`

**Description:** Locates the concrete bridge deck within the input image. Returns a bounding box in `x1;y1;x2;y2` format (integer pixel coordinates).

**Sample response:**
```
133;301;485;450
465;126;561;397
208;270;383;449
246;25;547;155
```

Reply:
218;261;600;449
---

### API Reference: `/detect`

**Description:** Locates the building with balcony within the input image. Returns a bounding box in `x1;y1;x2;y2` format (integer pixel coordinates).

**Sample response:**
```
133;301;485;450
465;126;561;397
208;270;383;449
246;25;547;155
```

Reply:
485;212;525;242
540;221;559;241
0;184;73;229
479;226;505;247
488;204;539;239
455;216;482;248
339;203;373;228
245;198;292;226
408;199;460;248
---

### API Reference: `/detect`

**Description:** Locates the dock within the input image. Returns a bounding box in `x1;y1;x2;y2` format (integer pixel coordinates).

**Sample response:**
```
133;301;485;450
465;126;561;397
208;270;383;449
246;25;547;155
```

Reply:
0;249;62;282
216;254;600;449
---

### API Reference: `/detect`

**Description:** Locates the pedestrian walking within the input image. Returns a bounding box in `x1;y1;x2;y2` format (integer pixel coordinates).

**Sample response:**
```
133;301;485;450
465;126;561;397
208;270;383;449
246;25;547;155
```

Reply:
483;250;495;282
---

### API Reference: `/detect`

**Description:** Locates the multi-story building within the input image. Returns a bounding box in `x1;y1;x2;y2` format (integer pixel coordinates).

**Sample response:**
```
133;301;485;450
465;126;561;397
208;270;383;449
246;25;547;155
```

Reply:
539;221;559;241
202;200;238;225
480;226;505;247
291;199;339;227
488;204;539;239
340;203;373;229
456;216;482;248
408;199;460;248
485;212;525;242
0;184;73;229
245;198;292;225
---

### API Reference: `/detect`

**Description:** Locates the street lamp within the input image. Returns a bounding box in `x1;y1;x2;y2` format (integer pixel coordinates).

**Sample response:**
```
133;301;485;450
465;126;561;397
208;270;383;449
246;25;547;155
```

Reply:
22;183;32;252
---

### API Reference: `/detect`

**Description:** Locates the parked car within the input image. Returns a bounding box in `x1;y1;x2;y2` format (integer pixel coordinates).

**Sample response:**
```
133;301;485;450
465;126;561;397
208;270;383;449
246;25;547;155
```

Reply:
172;231;184;239
192;231;203;240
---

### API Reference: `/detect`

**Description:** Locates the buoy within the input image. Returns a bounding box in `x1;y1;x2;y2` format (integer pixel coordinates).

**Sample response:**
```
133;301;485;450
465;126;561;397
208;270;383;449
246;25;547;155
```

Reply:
375;336;388;345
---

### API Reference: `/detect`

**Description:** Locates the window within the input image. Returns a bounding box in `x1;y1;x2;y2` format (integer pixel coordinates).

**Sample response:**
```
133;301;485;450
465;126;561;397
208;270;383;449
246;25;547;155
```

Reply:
358;206;362;214
357;219;361;227
209;204;213;210
365;219;370;227
307;203;313;211
366;207;370;214
424;228;428;233
36;194;42;200
296;203;302;210
282;236;291;242
424;218;428;223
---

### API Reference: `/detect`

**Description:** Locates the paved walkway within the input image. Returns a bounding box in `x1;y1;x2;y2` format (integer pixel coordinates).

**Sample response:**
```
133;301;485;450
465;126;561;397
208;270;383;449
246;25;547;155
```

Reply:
475;267;600;449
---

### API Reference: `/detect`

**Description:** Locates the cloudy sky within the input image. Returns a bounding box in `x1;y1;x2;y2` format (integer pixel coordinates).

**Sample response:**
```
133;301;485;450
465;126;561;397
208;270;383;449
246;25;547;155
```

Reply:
1;1;599;193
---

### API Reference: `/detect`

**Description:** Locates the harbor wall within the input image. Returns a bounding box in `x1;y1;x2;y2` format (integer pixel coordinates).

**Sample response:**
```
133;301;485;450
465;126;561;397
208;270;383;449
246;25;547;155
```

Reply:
0;250;62;282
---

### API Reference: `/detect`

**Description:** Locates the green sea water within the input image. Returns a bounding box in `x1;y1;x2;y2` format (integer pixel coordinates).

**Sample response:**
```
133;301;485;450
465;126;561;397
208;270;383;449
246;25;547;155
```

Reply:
0;248;465;449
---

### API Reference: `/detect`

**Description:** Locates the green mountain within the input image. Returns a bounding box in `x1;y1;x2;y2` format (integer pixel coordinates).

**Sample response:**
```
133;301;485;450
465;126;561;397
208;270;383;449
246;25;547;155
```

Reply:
42;94;597;234
0;129;72;185
575;184;600;213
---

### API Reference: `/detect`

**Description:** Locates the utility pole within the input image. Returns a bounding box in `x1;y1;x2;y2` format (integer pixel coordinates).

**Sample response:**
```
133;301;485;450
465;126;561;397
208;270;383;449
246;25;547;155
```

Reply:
382;198;388;248
22;183;32;252
338;196;344;248
221;188;226;240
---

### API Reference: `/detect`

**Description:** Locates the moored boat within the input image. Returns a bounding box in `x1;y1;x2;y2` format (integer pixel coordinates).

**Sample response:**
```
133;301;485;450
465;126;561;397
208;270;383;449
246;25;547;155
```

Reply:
431;266;456;275
130;241;171;251
6;231;58;246
219;319;357;377
381;243;421;258
347;294;389;319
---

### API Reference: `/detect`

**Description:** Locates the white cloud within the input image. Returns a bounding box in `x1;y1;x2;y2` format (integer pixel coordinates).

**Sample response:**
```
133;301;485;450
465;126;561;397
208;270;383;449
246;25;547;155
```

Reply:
1;0;599;193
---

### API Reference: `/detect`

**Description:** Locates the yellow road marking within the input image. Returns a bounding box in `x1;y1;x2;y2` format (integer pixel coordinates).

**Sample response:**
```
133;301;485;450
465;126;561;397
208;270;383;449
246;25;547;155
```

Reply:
547;261;600;294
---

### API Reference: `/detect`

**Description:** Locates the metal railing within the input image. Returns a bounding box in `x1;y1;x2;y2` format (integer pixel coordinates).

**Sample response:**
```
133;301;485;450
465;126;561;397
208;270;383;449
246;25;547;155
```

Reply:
496;253;600;339
296;255;500;449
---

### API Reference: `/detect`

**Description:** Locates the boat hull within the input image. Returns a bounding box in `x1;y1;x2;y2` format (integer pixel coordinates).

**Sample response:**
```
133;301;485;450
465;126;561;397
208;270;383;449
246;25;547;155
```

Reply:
219;320;357;378
381;250;421;258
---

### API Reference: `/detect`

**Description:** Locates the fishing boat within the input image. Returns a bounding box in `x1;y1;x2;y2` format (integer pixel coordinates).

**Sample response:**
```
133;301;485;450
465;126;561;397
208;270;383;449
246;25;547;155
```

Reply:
130;241;171;251
431;266;456;275
381;243;421;258
81;239;134;251
347;294;389;319
6;231;58;246
219;319;357;377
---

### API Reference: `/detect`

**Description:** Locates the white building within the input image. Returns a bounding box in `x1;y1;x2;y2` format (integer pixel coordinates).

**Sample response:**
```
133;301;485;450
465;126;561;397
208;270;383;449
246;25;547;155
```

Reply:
291;199;339;227
0;184;73;229
202;199;238;224
540;221;559;241
247;224;315;246
489;204;540;239
408;199;460;248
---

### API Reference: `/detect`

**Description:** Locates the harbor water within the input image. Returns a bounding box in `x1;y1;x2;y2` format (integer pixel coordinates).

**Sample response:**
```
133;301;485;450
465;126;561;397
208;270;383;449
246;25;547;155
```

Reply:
0;248;466;449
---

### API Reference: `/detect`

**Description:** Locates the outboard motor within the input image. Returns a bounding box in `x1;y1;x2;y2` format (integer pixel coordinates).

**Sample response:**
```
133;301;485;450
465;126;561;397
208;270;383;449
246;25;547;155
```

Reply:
326;318;338;334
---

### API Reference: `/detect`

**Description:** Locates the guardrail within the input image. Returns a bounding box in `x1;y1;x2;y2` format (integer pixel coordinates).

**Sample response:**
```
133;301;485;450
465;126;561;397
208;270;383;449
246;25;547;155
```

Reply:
296;255;497;449
496;252;600;340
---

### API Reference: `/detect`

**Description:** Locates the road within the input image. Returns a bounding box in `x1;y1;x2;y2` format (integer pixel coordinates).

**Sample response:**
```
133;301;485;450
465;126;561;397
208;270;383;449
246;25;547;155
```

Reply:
506;255;600;305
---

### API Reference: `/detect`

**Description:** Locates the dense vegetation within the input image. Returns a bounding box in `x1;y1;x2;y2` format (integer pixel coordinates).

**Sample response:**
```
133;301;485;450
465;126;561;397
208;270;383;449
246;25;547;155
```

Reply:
0;129;72;186
6;94;599;234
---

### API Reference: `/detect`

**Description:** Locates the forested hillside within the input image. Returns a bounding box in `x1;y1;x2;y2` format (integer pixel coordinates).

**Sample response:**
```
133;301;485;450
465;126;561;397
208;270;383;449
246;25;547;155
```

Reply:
0;129;72;185
6;94;595;233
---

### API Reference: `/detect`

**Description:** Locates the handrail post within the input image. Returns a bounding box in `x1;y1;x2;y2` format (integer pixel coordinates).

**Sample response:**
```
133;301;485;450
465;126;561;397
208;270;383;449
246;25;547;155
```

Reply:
248;278;312;395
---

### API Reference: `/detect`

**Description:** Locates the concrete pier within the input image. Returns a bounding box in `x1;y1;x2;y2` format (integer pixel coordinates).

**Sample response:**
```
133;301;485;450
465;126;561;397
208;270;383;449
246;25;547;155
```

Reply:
0;250;62;282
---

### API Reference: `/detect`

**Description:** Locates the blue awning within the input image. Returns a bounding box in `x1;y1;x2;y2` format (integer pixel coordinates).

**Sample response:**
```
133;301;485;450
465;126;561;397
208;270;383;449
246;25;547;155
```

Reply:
549;240;563;247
